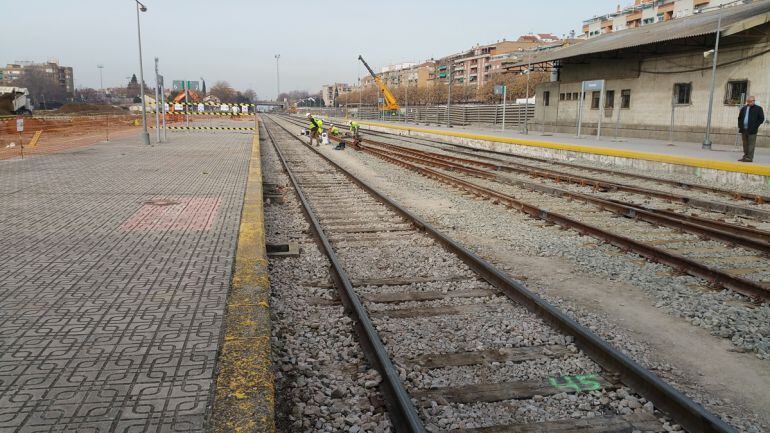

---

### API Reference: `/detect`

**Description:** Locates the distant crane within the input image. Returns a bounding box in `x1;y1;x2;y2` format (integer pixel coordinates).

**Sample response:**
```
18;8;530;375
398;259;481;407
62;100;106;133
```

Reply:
358;54;400;111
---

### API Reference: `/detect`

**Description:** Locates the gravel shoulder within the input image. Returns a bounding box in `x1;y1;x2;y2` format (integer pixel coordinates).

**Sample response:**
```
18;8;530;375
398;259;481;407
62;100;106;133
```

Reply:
266;116;770;432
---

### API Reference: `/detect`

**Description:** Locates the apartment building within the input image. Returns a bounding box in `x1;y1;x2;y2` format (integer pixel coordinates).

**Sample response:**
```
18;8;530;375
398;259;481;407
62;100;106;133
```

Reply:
0;60;74;96
583;0;747;37
321;83;351;107
432;36;560;88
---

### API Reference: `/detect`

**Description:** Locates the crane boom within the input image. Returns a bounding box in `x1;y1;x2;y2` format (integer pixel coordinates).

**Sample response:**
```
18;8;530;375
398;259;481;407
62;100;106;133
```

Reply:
358;54;400;111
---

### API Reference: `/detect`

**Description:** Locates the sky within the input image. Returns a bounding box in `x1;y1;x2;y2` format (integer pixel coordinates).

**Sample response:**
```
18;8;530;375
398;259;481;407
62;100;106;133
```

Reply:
1;0;622;99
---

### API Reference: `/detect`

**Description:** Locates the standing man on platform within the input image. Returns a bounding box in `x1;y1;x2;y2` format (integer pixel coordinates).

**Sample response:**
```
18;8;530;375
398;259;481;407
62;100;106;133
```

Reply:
738;96;764;162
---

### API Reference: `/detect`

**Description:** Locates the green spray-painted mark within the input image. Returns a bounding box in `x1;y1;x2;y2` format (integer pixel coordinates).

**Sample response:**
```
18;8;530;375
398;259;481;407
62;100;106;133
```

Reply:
549;373;602;393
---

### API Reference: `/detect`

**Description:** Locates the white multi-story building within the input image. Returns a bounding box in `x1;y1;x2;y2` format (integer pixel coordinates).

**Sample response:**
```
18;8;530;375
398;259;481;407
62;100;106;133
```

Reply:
582;0;747;38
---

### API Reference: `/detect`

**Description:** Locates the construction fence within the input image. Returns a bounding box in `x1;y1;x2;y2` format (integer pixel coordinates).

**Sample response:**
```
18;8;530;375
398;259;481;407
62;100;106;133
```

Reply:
304;104;535;128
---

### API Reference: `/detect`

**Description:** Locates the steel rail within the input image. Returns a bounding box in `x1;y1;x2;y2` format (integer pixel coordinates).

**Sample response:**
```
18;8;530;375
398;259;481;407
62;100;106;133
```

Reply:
281;114;770;217
361;135;770;220
265;114;739;433
358;136;770;243
359;139;770;254
358;143;770;302
261;119;427;433
323;117;770;206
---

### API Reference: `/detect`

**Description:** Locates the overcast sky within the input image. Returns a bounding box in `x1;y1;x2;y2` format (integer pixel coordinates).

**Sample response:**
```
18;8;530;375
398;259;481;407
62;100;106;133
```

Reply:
1;0;621;99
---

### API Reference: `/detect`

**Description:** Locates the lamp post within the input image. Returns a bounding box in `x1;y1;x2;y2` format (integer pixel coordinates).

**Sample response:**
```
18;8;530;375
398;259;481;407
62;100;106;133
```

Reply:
524;54;532;135
133;0;150;145
275;54;281;100
703;6;724;150
447;62;453;127
97;64;104;96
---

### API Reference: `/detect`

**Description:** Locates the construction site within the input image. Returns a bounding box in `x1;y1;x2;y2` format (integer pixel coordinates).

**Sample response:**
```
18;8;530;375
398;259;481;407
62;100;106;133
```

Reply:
2;1;770;433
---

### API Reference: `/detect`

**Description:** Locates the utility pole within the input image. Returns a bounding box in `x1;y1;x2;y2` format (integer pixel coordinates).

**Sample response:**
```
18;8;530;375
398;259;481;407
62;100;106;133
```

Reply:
275;54;281;100
447;62;453;128
154;57;161;143
358;76;362;119
184;80;190;128
524;56;531;135
97;64;104;97
703;10;723;150
134;0;150;146
160;73;167;142
404;78;408;123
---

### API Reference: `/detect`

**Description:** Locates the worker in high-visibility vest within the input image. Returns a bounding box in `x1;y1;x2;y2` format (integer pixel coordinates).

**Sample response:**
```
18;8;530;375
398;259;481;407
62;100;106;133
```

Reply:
349;120;360;138
306;113;323;146
329;126;340;137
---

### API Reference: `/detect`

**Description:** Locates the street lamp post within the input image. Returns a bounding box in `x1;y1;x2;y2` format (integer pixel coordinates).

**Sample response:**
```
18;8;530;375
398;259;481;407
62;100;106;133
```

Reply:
703;10;723;150
133;0;150;145
97;65;104;96
447;62;453;127
154;57;161;143
275;54;281;100
524;56;532;135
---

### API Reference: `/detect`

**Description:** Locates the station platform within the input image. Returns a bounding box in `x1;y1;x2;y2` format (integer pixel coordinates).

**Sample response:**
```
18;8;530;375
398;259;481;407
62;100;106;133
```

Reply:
0;123;273;432
348;118;770;187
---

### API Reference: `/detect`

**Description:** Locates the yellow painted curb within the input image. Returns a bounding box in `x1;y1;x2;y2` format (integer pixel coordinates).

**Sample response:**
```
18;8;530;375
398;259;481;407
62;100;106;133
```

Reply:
211;123;275;433
358;120;770;177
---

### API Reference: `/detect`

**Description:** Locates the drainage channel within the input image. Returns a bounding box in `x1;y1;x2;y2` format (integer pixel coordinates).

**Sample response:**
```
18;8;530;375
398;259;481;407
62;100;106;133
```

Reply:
262;114;737;433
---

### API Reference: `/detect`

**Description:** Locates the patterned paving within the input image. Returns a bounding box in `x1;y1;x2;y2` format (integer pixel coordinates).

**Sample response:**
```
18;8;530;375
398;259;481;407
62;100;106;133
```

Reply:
0;131;253;432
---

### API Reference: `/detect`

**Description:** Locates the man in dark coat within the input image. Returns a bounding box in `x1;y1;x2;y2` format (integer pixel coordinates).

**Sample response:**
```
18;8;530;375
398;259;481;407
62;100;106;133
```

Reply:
738;96;765;162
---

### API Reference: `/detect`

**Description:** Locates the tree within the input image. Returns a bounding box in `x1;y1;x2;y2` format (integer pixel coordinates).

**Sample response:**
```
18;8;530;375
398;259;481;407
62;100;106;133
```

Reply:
477;72;549;103
17;69;69;106
210;81;237;103
242;89;257;102
127;74;140;99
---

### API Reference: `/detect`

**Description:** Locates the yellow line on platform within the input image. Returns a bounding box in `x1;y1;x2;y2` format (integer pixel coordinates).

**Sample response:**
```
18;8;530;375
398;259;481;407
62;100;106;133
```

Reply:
211;122;275;433
358;120;770;177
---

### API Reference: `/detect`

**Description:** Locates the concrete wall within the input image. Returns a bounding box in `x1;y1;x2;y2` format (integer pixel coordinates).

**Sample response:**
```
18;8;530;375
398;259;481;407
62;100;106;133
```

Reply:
533;34;770;146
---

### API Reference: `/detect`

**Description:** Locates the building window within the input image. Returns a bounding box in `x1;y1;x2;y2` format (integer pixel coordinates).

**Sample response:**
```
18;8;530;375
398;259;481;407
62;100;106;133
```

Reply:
724;80;748;105
572;92;579;100
621;89;631;109
591;91;601;109
560;93;566;101
543;91;550;106
605;90;615;108
674;83;691;105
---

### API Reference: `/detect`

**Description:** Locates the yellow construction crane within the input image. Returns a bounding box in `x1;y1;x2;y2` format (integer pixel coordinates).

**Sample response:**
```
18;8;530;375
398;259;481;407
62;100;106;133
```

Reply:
358;55;400;111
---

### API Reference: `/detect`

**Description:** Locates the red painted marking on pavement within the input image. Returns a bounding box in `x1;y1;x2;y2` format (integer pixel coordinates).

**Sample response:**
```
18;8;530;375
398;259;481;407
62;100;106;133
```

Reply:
121;197;221;231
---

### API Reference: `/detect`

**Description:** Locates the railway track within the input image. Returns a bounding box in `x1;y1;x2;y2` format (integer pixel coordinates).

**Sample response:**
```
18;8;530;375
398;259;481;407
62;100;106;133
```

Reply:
314;118;770;212
278;115;770;302
261;114;736;433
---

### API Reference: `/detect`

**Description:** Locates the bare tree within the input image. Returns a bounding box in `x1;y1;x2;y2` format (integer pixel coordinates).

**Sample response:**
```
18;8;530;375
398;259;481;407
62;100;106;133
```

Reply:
242;89;257;102
210;81;237;103
17;69;69;106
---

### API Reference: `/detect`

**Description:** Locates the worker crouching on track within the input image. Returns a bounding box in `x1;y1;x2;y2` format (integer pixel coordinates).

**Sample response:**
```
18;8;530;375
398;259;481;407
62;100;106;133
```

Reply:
306;113;323;146
349;120;360;138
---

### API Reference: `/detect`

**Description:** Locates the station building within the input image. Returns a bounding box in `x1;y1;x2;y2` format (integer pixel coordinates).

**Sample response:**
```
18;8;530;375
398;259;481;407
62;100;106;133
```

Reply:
524;0;770;147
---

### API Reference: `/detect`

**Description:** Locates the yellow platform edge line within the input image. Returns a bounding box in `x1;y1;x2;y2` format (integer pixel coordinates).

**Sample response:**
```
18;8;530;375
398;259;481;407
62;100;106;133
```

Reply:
357;120;770;177
211;121;275;433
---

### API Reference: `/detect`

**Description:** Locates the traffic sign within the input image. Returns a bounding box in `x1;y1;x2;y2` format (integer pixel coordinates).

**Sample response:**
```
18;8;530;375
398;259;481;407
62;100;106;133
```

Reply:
16;117;23;132
494;85;506;95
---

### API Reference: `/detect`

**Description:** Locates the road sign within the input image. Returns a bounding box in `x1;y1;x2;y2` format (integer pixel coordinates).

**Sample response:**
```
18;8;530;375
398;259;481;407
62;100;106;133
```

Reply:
172;80;200;91
16;117;23;132
583;80;604;91
494;85;506;95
